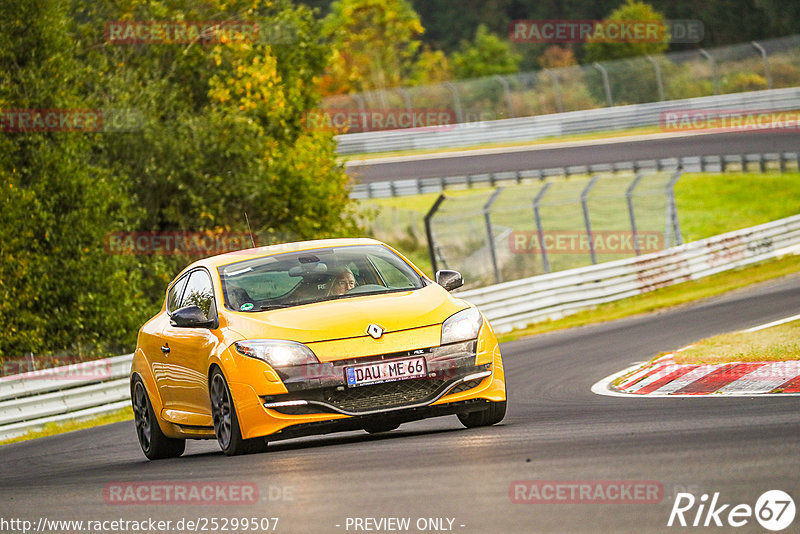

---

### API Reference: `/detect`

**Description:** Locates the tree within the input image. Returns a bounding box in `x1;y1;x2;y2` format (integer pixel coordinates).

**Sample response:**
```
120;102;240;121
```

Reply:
320;0;424;94
0;0;358;358
452;25;522;79
0;0;141;357
584;0;669;63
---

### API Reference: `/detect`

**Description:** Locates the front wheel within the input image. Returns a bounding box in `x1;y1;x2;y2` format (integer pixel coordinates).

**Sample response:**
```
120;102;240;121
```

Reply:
132;377;185;460
210;368;268;456
457;400;506;428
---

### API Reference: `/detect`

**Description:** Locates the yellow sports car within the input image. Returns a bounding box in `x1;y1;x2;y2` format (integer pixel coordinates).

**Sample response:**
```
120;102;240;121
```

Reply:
130;238;506;459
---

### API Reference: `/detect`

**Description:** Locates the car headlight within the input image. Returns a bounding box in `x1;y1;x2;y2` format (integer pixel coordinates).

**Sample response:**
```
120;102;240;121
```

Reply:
234;340;319;367
441;307;483;345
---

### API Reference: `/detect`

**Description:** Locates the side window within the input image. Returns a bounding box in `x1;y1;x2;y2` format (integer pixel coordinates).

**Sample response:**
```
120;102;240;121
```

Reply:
182;270;215;319
167;276;188;313
371;256;416;289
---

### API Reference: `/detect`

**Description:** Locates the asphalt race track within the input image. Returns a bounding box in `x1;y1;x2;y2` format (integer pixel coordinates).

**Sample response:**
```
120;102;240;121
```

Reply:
2;275;799;533
346;130;800;183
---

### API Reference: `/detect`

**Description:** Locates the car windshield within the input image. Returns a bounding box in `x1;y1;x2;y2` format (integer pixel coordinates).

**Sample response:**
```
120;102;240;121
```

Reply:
218;244;426;312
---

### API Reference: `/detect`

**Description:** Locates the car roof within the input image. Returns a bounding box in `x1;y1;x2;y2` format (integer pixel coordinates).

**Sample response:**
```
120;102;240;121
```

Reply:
181;237;385;275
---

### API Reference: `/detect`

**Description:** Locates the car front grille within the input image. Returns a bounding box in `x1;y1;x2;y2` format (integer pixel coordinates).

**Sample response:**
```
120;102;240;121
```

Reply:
321;379;448;413
445;377;484;396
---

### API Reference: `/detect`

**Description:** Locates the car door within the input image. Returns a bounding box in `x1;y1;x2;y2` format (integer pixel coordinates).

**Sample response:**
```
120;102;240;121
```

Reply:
160;269;219;422
150;274;188;411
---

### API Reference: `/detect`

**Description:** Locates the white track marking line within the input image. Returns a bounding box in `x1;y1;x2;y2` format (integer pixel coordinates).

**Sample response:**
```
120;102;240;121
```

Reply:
743;313;800;332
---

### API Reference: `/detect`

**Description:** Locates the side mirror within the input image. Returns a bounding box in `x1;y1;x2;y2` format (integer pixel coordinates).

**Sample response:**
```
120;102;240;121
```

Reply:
435;270;463;292
170;305;216;328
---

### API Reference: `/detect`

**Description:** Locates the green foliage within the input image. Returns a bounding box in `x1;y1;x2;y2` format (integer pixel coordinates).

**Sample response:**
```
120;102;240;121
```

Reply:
584;0;669;63
321;0;425;93
452;25;521;79
721;72;768;93
581;1;670;105
0;0;358;360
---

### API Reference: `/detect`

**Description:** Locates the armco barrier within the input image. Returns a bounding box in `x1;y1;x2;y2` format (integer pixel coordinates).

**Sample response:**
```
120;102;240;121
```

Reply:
0;354;132;441
337;87;800;155
2;214;799;440
351;151;800;199
457;214;800;333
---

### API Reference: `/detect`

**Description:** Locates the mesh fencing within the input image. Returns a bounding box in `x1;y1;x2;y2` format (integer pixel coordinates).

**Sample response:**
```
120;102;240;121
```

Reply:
323;35;800;128
427;172;680;289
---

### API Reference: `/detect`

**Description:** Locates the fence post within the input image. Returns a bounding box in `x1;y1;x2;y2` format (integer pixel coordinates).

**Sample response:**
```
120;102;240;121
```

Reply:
645;55;666;101
751;41;773;89
592;63;614;107
484;188;504;284
699;49;719;95
443;81;464;123
665;171;683;247
424;194;447;275
532;183;552;273
353;93;369;132
396;87;413;115
493;75;515;118
541;69;565;113
626;173;645;256
581;176;600;264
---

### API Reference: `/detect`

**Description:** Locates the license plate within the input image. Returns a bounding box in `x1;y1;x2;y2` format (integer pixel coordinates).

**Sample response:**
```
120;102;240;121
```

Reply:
345;357;427;387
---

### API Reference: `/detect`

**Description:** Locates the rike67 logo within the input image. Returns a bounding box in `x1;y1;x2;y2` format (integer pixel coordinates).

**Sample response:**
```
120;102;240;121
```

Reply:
668;490;795;531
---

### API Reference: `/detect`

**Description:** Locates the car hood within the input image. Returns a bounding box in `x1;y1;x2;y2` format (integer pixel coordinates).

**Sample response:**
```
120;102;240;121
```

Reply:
224;283;467;344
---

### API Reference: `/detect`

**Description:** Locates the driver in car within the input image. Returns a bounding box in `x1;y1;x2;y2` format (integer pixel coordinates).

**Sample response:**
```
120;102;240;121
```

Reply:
328;266;356;296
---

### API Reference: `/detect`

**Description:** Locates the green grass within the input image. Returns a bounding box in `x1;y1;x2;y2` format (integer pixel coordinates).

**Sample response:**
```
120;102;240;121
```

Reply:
497;254;800;343
362;171;800;277
673;321;800;365
0;407;133;446
676;173;800;242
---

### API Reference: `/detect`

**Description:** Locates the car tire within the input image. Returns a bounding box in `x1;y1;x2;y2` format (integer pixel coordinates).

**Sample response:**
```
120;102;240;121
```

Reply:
132;377;186;460
457;400;506;428
363;422;400;434
210;368;268;456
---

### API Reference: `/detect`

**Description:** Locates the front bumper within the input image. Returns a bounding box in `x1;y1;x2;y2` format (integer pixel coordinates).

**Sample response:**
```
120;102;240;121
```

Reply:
263;340;487;416
229;336;506;440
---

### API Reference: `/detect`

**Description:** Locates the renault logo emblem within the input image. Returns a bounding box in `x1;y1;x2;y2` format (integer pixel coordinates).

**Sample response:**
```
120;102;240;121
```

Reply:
366;324;384;339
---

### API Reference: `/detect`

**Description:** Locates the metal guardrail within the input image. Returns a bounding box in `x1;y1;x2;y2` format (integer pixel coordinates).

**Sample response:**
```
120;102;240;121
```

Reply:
328;35;800;133
457;213;800;333
338;86;800;156
2;215;799;440
0;355;132;441
351;151;800;199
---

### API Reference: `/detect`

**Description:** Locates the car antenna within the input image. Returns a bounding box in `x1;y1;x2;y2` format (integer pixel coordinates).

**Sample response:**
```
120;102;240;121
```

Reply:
244;212;256;248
